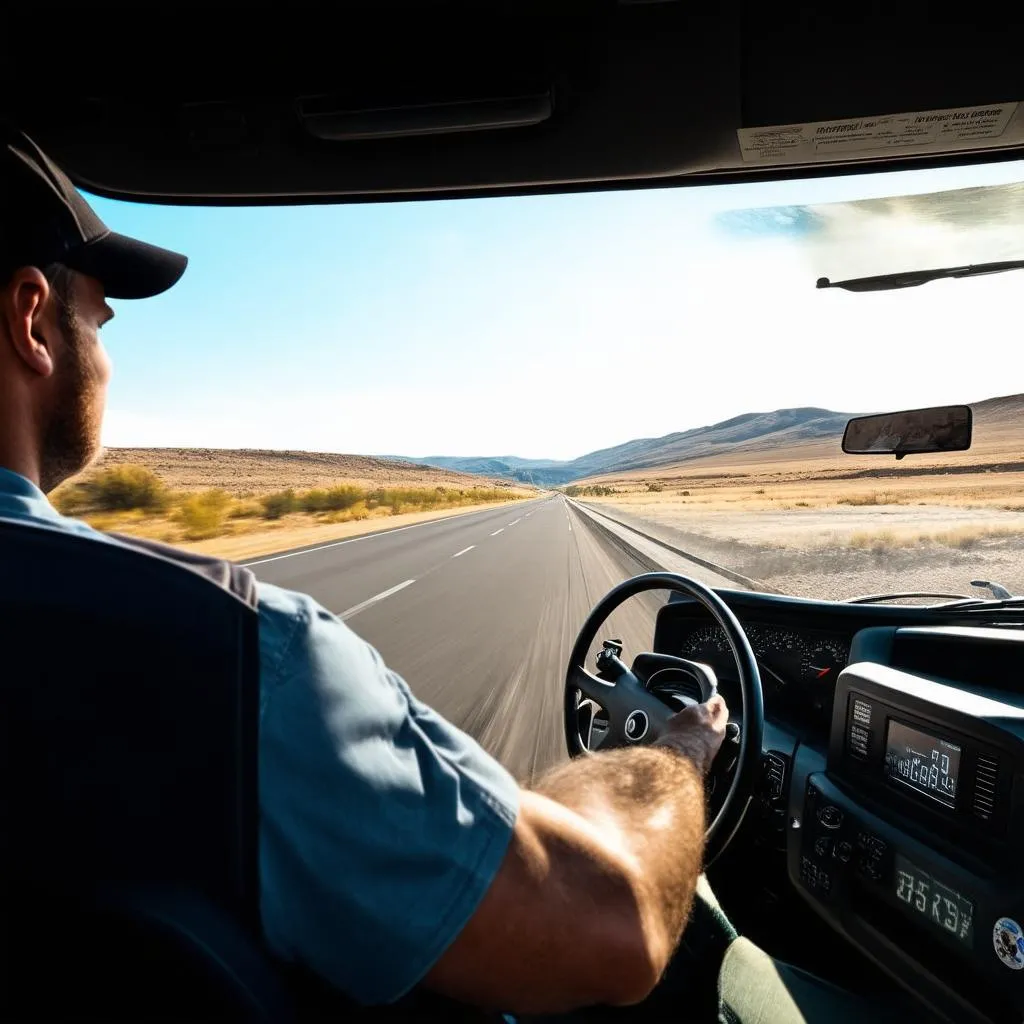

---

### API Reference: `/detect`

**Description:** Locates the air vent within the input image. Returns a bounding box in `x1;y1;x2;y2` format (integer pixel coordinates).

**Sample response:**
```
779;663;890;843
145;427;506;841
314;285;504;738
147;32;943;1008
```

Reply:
972;752;1000;821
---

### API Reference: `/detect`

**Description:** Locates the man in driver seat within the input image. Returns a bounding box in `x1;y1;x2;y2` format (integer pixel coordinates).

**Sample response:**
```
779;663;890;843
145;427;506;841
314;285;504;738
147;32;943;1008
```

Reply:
0;129;888;1024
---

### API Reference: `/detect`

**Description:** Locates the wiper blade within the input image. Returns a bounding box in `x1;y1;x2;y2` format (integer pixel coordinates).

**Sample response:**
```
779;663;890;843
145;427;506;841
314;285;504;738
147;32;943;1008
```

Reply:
846;592;970;606
817;259;1024;293
936;596;1024;612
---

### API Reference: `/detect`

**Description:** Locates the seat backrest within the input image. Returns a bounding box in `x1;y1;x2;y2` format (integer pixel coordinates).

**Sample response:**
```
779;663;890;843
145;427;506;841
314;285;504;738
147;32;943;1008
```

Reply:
0;518;278;1018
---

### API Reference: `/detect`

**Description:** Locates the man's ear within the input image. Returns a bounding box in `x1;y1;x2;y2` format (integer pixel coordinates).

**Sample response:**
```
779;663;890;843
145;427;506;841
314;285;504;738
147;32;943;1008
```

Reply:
1;266;56;378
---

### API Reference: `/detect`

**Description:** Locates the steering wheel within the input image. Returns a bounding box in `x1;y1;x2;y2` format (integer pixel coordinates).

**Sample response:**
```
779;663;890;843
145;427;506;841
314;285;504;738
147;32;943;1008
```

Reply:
563;573;764;866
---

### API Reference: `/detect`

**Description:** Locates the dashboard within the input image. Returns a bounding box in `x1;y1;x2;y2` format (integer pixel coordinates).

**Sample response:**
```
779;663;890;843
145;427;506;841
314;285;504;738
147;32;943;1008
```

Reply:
671;619;849;728
651;592;1024;1024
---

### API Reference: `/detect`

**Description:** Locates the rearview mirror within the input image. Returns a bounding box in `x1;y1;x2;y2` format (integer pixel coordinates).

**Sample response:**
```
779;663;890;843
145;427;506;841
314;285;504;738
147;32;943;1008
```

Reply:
842;405;972;460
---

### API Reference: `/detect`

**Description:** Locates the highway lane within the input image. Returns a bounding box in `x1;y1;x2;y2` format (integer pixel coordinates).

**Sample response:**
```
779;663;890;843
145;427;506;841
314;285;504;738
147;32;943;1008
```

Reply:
247;496;675;781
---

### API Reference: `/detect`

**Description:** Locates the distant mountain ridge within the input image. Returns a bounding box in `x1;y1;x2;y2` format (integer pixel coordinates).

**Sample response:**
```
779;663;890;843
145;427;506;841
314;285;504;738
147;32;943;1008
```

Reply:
412;406;853;485
406;395;1021;485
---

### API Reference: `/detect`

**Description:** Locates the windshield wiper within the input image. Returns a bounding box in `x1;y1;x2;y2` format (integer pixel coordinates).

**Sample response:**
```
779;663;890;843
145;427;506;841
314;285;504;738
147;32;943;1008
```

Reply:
816;259;1024;293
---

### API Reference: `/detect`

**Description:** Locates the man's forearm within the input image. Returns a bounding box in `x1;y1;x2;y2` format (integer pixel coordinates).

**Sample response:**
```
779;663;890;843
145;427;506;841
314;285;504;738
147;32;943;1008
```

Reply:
533;745;706;971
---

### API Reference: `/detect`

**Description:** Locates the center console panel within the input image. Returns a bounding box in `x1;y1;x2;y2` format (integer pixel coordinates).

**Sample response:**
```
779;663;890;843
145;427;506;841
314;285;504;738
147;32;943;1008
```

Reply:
787;659;1024;1023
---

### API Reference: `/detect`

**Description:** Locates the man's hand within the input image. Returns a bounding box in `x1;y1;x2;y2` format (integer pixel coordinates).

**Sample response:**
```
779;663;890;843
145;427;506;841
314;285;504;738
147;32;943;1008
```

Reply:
655;694;729;775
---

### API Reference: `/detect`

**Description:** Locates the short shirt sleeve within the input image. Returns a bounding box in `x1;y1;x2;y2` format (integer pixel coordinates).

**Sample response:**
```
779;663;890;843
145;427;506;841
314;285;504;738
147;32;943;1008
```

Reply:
256;582;519;1005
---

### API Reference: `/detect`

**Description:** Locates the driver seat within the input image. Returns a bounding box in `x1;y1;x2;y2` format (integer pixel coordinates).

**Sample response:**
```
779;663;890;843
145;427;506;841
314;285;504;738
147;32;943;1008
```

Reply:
0;518;291;1020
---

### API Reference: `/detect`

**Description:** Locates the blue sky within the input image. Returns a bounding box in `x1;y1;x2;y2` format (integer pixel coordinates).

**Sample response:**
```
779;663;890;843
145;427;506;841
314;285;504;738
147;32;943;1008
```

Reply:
90;158;1024;460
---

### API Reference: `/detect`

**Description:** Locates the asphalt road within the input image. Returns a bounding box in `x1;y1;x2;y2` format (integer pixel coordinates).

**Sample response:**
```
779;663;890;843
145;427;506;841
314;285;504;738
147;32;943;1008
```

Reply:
246;496;674;781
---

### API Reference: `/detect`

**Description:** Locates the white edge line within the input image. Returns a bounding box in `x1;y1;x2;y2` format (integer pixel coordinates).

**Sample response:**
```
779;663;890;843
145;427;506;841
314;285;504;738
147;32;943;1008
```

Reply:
340;579;415;621
451;545;476;558
243;503;516;567
490;528;504;536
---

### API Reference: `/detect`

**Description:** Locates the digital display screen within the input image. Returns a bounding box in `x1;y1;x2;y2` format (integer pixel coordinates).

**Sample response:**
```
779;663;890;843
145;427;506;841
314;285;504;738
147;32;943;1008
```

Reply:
884;719;961;808
894;854;974;945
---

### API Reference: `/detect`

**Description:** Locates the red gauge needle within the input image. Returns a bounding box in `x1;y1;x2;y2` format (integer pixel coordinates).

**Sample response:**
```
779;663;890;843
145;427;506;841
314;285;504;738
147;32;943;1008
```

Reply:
809;666;831;678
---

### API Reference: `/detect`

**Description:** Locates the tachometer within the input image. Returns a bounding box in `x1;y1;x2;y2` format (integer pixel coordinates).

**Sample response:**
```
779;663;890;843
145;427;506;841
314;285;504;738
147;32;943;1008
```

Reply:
801;638;847;683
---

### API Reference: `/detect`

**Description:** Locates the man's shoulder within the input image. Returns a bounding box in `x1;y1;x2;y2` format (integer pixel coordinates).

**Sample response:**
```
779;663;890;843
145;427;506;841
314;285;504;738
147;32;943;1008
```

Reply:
104;531;259;609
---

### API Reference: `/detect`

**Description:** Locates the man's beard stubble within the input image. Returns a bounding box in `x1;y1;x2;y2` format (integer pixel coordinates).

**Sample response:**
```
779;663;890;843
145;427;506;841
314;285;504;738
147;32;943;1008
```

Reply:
38;316;104;494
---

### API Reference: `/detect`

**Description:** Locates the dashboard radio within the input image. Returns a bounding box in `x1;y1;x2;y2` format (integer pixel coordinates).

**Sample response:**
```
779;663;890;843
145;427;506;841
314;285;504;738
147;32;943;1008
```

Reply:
829;664;1019;848
788;660;1024;1023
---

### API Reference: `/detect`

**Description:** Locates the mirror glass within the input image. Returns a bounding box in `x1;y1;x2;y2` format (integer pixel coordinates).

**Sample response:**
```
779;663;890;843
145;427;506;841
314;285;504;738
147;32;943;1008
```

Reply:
842;405;972;457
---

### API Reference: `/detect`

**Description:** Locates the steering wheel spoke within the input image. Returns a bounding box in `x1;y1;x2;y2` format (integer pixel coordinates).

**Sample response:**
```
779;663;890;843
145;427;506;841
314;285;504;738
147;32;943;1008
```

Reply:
576;698;611;751
571;664;615;705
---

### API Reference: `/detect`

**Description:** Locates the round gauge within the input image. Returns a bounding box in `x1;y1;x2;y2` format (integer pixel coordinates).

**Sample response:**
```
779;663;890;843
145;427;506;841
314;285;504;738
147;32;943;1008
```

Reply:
801;639;846;683
758;628;804;680
681;624;730;662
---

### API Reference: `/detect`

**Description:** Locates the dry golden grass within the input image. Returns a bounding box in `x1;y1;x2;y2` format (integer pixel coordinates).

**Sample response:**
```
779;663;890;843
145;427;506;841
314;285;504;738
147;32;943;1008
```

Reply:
573;408;1024;563
579;470;1024;514
92;447;509;495
76;496;527;559
54;450;535;556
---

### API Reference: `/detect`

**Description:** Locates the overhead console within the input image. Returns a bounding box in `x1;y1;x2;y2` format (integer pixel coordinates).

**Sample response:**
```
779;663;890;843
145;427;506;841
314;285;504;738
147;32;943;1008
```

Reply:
787;627;1024;1024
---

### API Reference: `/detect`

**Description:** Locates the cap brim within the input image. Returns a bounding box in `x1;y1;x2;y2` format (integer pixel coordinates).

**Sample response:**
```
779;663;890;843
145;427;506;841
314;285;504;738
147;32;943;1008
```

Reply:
64;230;187;300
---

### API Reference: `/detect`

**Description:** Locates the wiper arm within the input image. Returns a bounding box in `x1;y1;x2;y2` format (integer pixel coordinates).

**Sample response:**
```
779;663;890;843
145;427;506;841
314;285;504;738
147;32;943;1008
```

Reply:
846;592;970;606
816;259;1024;293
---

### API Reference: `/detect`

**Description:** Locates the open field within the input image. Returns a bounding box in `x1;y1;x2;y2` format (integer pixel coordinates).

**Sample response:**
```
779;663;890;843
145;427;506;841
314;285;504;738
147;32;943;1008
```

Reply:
53;450;533;556
574;403;1024;600
92;447;510;494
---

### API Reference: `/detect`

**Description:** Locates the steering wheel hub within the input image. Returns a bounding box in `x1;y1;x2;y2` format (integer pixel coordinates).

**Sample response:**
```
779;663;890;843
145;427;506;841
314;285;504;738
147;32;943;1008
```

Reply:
624;709;650;742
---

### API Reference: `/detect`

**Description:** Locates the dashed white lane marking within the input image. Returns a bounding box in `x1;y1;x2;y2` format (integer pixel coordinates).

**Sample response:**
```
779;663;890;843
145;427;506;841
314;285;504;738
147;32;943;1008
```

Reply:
452;545;476;558
243;503;510;566
340;579;415;621
490;528;504;536
568;521;572;532
509;518;521;526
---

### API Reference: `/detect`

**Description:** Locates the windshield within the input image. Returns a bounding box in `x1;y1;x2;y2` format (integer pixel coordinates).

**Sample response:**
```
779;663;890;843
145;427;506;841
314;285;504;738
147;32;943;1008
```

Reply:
53;161;1023;706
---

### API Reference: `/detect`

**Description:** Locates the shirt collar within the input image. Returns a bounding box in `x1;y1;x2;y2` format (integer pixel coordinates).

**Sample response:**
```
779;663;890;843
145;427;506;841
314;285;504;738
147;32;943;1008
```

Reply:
0;466;61;519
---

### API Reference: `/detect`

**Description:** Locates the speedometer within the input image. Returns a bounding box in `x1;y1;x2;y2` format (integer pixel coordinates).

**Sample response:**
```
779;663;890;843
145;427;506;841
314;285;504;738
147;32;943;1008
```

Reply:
757;627;805;681
800;638;847;683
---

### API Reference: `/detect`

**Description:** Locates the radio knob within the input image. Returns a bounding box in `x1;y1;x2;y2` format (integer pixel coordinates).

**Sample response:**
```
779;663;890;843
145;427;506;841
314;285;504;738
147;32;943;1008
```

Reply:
817;804;843;830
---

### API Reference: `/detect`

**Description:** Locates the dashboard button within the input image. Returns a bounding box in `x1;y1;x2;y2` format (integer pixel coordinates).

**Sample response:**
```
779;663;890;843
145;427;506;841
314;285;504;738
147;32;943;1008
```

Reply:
817;805;843;830
834;840;853;863
867;836;887;859
814;836;833;859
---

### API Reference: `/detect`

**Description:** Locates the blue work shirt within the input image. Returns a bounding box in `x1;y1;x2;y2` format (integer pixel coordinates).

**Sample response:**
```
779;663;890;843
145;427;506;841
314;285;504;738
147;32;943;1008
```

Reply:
0;467;520;1004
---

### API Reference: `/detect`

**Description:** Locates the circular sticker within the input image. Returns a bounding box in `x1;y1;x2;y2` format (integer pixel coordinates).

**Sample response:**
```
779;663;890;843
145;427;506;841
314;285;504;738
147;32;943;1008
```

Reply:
992;917;1024;970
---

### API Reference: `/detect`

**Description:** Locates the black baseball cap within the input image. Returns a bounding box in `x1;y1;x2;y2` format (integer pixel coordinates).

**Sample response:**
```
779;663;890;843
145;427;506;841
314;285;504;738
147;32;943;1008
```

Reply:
1;127;187;299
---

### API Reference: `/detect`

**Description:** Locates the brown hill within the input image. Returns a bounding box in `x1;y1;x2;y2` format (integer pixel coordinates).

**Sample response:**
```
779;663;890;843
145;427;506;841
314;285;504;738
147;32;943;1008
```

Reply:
579;393;1024;485
93;447;519;496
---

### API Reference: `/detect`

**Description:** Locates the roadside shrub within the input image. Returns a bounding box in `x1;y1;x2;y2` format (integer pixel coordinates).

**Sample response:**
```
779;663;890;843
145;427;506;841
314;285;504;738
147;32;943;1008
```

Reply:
262;489;297;519
646;482;664;493
59;465;170;513
229;499;262;519
323;485;364;511
178;489;231;540
301;489;329;513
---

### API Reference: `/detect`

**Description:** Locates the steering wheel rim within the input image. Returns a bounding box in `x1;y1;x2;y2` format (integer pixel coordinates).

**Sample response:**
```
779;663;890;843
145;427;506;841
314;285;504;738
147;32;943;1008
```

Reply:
563;572;764;866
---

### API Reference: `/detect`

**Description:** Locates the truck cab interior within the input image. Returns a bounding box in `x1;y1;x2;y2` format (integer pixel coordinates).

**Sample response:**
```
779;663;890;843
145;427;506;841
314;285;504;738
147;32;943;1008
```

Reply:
3;3;1024;1022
